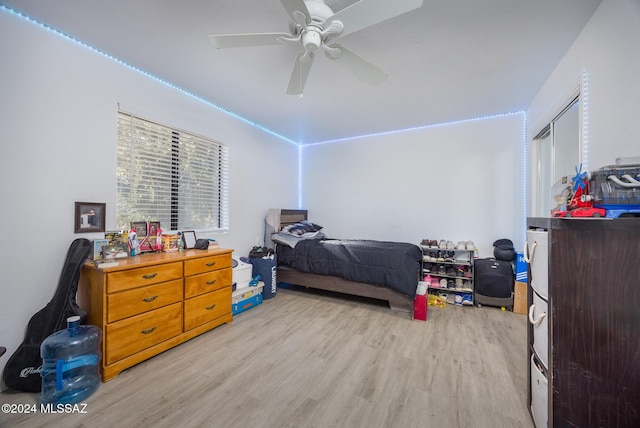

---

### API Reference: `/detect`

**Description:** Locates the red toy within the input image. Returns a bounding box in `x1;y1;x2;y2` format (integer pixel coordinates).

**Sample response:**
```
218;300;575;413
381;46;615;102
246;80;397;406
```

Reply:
553;165;607;218
554;206;606;218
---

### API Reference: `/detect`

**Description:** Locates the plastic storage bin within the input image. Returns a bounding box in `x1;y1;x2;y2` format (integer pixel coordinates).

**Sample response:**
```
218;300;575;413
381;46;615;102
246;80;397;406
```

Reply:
232;259;253;290
40;316;102;405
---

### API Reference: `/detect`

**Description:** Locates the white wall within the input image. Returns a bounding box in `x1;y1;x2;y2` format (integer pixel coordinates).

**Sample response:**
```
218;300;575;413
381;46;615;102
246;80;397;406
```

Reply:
302;113;526;259
528;0;640;175
0;10;297;383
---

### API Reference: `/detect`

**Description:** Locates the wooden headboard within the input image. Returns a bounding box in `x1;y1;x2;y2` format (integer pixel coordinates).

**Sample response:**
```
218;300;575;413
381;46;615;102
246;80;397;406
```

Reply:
279;209;308;228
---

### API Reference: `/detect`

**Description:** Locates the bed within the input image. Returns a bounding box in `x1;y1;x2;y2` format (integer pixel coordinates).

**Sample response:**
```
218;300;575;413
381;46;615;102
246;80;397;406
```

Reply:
266;209;421;316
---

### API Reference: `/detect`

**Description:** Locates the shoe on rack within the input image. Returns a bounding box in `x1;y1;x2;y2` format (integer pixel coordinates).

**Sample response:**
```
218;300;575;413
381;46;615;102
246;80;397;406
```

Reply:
457;241;466;250
464;266;472;278
430;240;438;248
421;239;430;246
461;293;473;306
446;293;455;304
455;278;463;290
454;294;463;305
439;240;447;249
440;278;448;288
462;280;472;292
466;241;476;251
432;277;441;288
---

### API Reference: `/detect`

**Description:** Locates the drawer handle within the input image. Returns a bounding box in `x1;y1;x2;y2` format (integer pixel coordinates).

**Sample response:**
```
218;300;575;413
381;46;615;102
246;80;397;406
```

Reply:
528;304;546;326
142;295;158;303
205;304;216;311
523;241;537;264
206;279;217;285
142;273;158;280
206;262;216;267
141;326;157;335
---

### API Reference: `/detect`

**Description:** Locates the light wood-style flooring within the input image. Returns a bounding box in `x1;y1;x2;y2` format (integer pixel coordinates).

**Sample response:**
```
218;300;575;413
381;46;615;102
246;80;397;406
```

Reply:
1;285;533;428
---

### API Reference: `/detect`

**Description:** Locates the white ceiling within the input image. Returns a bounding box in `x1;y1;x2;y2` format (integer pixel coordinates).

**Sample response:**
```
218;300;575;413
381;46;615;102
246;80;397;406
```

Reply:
4;0;602;144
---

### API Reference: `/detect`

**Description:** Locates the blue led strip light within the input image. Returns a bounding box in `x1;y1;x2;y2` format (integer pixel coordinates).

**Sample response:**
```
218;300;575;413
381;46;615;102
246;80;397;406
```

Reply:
298;145;304;209
303;111;526;147
522;112;528;246
581;69;590;170
1;4;298;146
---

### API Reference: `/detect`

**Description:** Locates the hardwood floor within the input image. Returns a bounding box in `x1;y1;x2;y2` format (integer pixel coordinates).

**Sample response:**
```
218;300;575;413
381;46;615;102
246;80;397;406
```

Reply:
1;286;533;428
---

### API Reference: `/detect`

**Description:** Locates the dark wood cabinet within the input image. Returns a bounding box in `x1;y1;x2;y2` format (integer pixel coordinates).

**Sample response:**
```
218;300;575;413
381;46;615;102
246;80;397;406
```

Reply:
527;217;640;428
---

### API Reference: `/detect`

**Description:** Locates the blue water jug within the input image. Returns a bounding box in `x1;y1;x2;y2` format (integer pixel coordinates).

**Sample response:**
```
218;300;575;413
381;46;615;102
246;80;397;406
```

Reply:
40;316;102;405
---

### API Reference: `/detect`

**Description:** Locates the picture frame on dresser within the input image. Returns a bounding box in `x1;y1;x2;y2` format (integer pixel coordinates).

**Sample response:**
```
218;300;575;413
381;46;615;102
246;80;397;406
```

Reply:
74;202;106;233
182;230;197;249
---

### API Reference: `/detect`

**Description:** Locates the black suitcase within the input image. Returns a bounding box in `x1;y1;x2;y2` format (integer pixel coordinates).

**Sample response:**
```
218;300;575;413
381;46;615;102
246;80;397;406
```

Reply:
473;258;514;309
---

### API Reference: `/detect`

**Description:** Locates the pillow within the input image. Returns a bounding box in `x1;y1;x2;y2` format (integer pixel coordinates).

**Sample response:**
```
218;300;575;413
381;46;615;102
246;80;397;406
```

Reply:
272;231;325;249
281;220;323;237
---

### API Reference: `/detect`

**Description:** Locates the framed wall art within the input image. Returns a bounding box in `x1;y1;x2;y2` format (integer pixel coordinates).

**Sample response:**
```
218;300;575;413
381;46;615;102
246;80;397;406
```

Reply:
75;202;106;233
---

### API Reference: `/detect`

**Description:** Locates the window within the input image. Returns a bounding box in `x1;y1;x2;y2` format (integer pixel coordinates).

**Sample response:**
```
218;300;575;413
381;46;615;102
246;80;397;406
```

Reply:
116;111;229;232
531;95;580;216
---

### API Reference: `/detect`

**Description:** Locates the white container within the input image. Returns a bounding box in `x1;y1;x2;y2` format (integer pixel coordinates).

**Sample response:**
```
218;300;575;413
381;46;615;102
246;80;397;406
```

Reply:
232;282;264;305
530;291;549;369
530;354;548;428
526;229;549;300
232;259;253;285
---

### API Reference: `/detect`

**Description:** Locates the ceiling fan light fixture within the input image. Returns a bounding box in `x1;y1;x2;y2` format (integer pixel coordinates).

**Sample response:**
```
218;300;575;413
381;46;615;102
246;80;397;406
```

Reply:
302;29;322;51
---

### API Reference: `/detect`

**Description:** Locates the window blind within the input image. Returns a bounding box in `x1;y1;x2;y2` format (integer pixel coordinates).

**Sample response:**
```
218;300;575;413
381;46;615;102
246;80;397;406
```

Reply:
116;111;229;232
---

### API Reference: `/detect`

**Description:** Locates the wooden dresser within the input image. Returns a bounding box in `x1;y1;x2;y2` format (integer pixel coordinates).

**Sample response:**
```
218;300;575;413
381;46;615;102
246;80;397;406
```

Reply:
79;248;233;381
526;218;640;427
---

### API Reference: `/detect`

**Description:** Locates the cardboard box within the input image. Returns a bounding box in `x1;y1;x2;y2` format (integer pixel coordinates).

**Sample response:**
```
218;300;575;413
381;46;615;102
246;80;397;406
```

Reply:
513;281;528;315
515;252;528;282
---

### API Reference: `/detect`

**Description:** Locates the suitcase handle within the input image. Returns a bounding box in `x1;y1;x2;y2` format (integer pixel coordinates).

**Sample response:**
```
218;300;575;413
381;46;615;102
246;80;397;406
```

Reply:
523;241;537;264
528;304;546;326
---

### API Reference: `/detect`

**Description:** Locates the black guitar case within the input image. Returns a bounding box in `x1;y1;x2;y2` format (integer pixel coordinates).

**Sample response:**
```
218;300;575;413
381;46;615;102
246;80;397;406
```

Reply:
2;238;92;392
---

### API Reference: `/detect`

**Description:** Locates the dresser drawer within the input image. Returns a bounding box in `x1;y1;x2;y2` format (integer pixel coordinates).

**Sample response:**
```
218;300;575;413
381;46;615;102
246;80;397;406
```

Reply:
107;262;183;293
184;287;231;331
105;302;183;365
107;279;184;323
184;268;232;298
184;254;232;276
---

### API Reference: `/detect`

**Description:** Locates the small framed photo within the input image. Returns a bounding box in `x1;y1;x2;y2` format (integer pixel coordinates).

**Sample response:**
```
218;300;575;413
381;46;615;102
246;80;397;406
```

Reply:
75;202;106;233
182;230;197;249
91;239;109;260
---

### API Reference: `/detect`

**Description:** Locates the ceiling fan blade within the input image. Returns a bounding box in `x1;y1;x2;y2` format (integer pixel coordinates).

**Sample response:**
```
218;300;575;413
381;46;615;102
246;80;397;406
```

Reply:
208;32;292;49
280;0;311;25
328;0;423;38
326;43;388;86
286;51;315;95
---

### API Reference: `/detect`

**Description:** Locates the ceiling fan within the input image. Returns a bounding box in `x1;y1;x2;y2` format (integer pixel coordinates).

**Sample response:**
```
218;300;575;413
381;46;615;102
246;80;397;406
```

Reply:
208;0;424;95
